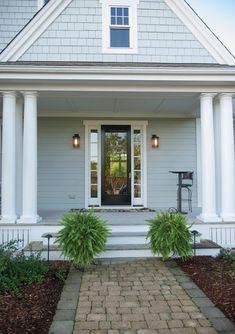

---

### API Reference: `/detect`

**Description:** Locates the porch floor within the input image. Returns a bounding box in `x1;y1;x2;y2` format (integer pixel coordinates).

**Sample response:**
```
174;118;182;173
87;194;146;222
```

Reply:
38;208;202;225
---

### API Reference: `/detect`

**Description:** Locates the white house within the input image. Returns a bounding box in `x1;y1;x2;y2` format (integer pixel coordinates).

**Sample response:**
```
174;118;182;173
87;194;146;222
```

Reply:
0;0;235;256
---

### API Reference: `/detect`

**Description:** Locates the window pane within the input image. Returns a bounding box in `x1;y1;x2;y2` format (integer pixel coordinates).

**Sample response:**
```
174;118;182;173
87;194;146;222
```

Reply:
91;158;98;171
111;7;116;16
117;8;122;16
91;143;98;156
111;16;116;25
91;185;97;198
124;8;129;16
124;17;129;25
91;171;97;184
110;29;129;47
134;144;141;156
90;130;98;143
134;185;141;198
134;171;141;184
134;157;141;170
117;16;122;25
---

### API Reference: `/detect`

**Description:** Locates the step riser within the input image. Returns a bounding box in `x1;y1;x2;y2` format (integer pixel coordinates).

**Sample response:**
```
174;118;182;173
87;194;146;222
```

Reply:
108;236;147;245
25;247;221;260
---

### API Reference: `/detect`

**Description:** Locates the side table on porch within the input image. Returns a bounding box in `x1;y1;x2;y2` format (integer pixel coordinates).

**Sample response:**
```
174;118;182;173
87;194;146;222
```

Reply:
170;170;193;214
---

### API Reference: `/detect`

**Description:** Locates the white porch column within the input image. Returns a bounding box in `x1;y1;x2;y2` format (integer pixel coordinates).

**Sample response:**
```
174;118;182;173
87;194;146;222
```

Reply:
219;93;235;221
199;93;220;222
15;99;23;216
1;92;17;223
18;92;41;224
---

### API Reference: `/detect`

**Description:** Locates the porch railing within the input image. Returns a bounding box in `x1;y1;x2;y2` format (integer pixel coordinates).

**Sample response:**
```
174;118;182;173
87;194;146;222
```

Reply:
0;229;30;249
210;227;235;248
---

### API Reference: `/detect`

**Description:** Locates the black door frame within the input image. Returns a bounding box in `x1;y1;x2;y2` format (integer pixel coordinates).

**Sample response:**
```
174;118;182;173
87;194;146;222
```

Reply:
101;125;131;205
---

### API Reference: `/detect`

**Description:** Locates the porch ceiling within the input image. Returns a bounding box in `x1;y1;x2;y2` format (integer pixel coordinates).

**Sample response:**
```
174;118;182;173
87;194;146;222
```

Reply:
37;92;200;118
0;92;234;118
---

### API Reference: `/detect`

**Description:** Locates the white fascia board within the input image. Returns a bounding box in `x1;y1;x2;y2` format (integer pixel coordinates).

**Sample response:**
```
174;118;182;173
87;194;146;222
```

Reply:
0;0;73;62
165;0;235;66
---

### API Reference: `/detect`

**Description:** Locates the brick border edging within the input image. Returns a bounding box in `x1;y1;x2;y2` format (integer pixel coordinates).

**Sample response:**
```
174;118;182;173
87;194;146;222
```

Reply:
166;260;235;334
49;267;82;334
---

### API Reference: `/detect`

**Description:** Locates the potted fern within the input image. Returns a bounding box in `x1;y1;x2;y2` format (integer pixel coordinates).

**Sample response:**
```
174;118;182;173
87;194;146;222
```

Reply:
56;210;110;267
146;211;193;261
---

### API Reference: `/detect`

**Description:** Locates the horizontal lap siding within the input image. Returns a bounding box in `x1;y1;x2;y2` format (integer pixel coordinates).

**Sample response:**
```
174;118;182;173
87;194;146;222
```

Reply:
38;117;197;210
147;119;197;208
38;118;85;210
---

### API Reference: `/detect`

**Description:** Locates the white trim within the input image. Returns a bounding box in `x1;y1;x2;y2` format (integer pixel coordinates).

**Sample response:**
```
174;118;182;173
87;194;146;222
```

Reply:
100;0;139;54
165;0;235;65
84;120;148;126
196;118;201;207
83;120;147;208
0;0;73;62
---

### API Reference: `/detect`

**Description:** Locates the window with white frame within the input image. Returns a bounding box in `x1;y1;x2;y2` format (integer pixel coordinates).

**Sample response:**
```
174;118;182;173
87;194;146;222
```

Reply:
100;0;139;54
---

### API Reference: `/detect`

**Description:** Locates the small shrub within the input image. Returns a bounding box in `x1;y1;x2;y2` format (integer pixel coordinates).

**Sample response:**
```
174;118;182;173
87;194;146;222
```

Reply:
56;210;110;266
146;211;193;261
218;248;235;280
0;241;49;296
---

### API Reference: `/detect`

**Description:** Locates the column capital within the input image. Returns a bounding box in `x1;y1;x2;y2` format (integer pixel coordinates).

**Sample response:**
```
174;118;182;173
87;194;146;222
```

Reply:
1;91;17;97
20;91;38;98
218;93;234;100
200;93;217;100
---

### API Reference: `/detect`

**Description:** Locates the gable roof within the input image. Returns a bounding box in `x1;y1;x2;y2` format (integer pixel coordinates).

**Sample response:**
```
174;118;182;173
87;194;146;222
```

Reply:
165;0;235;65
0;0;234;65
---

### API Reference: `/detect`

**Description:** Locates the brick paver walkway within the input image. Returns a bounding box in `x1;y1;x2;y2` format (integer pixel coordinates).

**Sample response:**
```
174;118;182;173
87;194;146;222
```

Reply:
73;259;218;334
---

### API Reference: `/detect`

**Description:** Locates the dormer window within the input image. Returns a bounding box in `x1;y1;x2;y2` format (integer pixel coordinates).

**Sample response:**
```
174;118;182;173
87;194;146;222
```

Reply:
100;0;139;54
110;7;130;47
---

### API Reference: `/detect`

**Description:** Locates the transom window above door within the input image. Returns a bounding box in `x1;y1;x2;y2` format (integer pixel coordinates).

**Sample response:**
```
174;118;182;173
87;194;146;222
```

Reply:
100;0;139;54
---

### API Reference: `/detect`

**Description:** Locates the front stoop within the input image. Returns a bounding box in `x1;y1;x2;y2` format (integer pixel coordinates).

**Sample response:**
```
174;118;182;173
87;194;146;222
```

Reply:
49;268;82;334
166;261;235;334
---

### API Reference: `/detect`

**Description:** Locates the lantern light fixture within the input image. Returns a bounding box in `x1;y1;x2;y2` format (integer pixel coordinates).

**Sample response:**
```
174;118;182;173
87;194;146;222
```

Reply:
151;134;159;148
72;134;80;148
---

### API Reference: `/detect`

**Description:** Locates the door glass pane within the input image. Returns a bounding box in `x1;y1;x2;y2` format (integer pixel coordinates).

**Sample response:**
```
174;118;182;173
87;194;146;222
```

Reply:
134;129;142;199
104;130;128;196
90;130;98;199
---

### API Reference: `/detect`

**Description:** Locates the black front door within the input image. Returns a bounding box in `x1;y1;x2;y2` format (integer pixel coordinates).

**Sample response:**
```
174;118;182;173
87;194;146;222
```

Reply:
101;125;131;205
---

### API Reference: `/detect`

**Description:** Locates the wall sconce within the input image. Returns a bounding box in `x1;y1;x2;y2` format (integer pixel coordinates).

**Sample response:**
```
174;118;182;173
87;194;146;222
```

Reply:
72;134;80;148
151;134;159;148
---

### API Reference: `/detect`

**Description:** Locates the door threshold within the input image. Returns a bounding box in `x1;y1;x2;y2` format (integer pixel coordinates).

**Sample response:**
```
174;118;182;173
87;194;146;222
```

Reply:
88;206;146;210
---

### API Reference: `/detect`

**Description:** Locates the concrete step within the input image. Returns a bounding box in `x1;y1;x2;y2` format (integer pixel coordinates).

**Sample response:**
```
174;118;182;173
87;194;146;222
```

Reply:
24;238;222;260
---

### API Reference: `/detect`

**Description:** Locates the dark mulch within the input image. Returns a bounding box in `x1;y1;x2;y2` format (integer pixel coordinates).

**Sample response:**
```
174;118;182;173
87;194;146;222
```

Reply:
0;261;70;334
177;256;235;324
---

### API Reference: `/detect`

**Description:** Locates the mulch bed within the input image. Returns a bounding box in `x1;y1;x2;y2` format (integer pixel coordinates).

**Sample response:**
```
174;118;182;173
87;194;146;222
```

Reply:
177;256;235;324
0;261;70;334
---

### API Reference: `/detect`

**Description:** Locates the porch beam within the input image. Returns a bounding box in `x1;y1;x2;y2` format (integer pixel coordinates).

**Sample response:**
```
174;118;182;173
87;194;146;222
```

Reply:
1;92;17;223
198;93;220;222
219;93;235;221
18;92;41;224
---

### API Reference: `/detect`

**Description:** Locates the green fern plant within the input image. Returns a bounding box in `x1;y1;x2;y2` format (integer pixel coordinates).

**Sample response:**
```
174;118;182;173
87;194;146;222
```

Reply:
146;211;193;261
56;210;110;266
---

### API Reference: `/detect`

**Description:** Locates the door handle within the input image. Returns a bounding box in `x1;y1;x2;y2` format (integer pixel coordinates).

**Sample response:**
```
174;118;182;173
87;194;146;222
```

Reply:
128;172;131;179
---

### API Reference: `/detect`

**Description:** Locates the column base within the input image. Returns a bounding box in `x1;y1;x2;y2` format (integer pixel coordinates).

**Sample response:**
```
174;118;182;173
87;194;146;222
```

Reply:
220;214;235;223
17;215;42;224
0;215;17;224
197;213;222;223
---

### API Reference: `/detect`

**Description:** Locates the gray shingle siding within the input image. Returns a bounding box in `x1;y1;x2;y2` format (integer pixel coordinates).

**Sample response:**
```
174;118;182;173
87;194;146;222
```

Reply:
0;0;37;53
19;0;217;63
